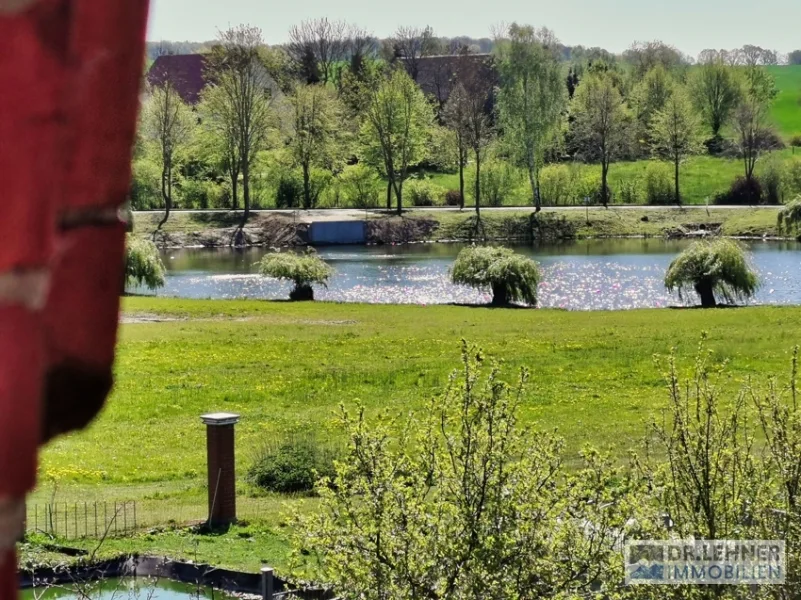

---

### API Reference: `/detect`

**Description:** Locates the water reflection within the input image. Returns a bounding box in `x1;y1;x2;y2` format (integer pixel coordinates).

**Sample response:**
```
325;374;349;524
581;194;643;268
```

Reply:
141;240;801;311
20;578;226;599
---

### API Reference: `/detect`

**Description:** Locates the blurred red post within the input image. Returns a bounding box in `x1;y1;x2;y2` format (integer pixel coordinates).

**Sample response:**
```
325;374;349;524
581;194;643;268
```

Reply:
0;1;149;596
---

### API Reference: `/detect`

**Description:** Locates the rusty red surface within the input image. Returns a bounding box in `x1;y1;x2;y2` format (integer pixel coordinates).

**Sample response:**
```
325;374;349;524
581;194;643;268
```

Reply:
0;1;149;595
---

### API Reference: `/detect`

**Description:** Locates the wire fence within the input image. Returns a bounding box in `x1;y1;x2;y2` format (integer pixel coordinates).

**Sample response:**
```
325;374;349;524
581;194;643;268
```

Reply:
26;495;290;540
27;501;138;539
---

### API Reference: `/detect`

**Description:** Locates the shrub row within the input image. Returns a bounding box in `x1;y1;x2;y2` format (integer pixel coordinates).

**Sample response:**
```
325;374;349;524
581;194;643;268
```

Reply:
131;156;801;210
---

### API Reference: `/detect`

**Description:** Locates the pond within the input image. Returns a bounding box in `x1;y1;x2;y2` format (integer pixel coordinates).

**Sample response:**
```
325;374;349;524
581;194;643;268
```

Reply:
20;578;231;599
142;239;801;311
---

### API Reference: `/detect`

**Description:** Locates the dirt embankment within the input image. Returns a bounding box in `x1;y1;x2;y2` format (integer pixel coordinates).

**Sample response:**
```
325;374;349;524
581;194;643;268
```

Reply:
139;207;785;249
144;212;581;248
150;214;309;248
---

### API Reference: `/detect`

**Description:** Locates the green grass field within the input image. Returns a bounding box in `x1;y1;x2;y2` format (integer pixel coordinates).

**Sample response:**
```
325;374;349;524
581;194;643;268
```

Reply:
26;299;801;572
45;299;801;483
768;65;801;140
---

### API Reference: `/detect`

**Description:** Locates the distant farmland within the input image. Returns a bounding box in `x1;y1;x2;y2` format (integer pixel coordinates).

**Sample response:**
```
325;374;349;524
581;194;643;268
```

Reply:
768;65;801;139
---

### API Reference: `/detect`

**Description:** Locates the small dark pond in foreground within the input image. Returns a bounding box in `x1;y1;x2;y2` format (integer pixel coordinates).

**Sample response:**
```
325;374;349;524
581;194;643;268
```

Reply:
20;578;230;599
140;239;801;310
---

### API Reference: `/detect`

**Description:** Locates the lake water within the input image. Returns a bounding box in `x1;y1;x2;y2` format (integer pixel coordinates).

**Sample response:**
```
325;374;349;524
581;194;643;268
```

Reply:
144;239;801;310
20;578;230;599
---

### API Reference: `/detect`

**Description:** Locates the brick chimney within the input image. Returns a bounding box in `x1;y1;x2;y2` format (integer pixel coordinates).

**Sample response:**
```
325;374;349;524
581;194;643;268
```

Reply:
201;412;240;526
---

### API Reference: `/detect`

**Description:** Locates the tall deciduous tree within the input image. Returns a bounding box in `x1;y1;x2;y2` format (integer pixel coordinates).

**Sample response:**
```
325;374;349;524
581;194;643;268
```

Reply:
288;84;347;209
635;64;673;124
198;85;241;209
733;95;773;185
623;40;685;78
733;67;776;185
389;25;439;81
206;25;275;230
287;18;348;85
346;25;376;79
359;67;433;215
496;24;566;211
571;73;630;207
141;82;194;232
650;88;705;205
442;84;470;209
443;70;494;215
688;60;743;142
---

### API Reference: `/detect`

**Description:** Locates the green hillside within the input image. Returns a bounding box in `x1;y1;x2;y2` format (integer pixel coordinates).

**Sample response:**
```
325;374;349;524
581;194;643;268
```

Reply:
767;65;801;139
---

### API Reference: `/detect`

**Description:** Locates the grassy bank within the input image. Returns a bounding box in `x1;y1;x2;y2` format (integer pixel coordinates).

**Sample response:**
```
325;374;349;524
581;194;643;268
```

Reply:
27;299;801;572
418;206;784;240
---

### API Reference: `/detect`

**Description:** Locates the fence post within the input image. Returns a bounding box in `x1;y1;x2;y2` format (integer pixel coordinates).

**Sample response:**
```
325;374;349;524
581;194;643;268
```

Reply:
94;503;98;538
260;566;274;600
133;501;137;531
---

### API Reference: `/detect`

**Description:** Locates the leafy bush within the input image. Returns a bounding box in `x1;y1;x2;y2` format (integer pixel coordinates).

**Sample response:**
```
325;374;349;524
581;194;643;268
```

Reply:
539;164;572;205
248;432;341;494
778;197;801;235
786;157;801;197
760;155;786;205
303;168;333;209
275;173;303;209
451;246;540;306
129;158;162;210
714;176;763;205
444;189;463;207
294;344;632;599
573;170;602;205
615;177;641;205
664;238;759;307
178;177;226;210
292;338;801;598
259;249;334;301
424;125;458;171
406;179;444;207
339;165;380;209
125;237;166;292
791;134;801;148
477;161;517;207
644;162;674;205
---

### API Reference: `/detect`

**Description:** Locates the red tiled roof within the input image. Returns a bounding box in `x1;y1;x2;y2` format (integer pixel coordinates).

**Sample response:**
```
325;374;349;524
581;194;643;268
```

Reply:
147;54;209;104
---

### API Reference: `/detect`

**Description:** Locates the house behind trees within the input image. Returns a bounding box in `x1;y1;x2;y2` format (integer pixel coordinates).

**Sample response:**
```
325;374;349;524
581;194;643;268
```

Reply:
404;53;498;112
147;53;281;104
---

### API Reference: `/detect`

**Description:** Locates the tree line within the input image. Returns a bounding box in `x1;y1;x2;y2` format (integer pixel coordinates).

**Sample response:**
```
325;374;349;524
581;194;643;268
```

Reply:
136;21;799;230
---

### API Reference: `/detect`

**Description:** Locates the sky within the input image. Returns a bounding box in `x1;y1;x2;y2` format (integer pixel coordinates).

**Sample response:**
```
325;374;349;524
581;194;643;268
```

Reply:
147;0;801;58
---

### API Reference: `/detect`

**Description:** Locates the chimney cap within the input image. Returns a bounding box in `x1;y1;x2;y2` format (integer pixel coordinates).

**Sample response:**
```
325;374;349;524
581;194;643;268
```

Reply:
201;412;240;426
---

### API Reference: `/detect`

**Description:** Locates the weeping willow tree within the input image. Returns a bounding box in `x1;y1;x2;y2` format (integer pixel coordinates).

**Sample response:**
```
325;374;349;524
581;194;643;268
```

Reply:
778;197;801;235
664;239;759;308
259;249;334;301
125;237;166;292
451;246;540;307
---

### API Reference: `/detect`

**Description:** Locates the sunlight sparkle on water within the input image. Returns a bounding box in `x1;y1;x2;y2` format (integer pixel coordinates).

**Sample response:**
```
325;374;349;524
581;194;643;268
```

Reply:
136;240;801;311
